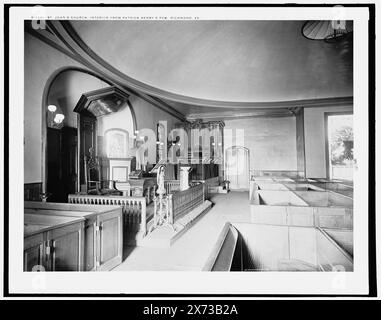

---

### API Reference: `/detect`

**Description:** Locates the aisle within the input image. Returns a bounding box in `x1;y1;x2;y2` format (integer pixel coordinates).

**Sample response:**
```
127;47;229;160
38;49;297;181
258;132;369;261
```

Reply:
113;191;251;271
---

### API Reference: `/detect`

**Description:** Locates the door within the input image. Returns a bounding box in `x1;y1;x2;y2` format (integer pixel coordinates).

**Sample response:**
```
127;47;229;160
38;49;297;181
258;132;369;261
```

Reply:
47;127;77;202
96;210;123;271
61;127;78;196
48;222;84;271
47;128;62;202
225;146;250;190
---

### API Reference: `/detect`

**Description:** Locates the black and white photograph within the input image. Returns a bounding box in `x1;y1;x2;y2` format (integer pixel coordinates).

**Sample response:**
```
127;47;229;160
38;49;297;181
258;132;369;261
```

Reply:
1;0;379;301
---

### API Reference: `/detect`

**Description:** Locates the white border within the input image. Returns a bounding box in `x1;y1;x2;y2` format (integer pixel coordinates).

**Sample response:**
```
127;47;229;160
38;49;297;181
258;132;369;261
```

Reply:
7;4;370;295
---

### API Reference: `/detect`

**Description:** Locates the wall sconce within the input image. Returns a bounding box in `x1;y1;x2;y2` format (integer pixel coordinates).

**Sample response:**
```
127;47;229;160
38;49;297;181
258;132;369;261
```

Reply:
132;130;139;139
48;104;57;112
47;104;65;127
54;113;65;124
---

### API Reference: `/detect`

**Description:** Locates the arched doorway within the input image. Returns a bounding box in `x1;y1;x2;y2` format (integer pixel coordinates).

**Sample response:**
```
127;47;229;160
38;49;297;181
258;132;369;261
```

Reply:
43;67;135;200
225;146;250;190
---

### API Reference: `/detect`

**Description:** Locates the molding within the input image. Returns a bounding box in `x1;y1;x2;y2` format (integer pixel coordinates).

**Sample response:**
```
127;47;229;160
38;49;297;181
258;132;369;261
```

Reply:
29;21;353;118
187;109;294;121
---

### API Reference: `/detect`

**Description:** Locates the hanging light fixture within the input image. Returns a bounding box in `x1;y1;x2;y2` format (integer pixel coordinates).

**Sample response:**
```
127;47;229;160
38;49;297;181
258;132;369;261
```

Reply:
302;20;353;43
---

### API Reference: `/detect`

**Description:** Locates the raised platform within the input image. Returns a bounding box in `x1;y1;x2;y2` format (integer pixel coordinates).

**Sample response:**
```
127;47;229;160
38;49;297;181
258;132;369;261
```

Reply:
137;200;213;248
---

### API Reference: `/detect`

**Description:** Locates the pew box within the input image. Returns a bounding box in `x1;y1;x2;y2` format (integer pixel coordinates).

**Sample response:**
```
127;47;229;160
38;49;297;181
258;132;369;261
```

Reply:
250;190;353;229
25;202;123;271
204;223;353;271
24;213;85;271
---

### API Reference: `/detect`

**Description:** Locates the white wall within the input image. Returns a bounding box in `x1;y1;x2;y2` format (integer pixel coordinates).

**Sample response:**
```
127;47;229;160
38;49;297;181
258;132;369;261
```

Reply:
304;105;353;178
224;117;297;171
24;33;86;183
131;95;180;133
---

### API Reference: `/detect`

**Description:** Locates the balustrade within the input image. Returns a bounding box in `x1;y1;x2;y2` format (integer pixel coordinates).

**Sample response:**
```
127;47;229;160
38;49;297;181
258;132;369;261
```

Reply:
68;194;148;236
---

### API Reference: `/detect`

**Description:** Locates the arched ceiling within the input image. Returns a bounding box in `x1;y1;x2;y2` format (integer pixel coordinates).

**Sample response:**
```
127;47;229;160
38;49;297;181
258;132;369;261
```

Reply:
70;20;353;104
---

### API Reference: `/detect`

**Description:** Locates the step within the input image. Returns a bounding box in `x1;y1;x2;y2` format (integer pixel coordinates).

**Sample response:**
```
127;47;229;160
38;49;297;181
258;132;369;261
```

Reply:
137;200;213;248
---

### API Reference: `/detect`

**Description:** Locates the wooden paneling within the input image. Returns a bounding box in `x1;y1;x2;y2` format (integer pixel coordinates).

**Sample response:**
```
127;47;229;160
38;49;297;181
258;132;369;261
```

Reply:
24;233;44;271
49;223;84;271
97;209;123;271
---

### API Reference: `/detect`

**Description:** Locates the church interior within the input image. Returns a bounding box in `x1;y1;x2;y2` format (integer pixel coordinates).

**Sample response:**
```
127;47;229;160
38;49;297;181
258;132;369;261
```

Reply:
23;19;354;272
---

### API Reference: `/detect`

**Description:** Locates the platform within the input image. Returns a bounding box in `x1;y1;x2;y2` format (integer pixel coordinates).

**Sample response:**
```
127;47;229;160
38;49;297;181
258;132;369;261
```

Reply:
137;200;213;248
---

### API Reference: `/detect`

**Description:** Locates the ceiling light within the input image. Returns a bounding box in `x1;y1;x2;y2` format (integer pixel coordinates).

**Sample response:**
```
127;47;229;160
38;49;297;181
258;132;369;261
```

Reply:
301;20;353;43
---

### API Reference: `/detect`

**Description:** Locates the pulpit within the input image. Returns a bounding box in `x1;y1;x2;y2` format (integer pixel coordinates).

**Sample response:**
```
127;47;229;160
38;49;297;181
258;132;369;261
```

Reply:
109;157;132;196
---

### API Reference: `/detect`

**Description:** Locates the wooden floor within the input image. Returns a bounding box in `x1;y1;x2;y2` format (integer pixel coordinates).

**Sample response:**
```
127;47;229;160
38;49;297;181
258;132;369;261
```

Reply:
113;191;251;271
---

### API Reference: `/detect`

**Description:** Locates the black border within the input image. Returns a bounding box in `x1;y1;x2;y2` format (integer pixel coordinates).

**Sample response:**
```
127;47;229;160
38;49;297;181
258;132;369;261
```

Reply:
3;2;377;298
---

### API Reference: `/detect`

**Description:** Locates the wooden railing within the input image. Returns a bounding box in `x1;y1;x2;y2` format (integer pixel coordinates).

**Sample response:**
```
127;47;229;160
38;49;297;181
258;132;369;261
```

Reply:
68;194;148;236
169;183;205;223
164;180;180;194
165;177;218;200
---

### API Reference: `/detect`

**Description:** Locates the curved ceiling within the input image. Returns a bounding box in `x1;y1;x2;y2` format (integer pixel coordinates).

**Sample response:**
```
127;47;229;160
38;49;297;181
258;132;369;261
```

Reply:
70;20;352;103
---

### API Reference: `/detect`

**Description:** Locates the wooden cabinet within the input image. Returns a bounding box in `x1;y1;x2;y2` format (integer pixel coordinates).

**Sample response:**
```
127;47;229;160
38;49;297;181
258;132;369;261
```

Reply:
24;214;85;271
25;202;123;271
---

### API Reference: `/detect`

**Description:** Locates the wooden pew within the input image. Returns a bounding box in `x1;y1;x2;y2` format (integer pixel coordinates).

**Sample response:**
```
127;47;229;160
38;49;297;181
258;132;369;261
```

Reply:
25;201;123;271
24;212;85;271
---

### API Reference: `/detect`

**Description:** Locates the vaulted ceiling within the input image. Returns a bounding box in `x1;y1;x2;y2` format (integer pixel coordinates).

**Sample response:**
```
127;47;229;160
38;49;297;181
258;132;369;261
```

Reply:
27;20;353;120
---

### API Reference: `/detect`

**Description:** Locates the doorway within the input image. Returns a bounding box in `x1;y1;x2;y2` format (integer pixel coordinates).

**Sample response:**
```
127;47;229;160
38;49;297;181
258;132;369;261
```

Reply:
326;113;354;181
225;146;250;190
47;127;78;202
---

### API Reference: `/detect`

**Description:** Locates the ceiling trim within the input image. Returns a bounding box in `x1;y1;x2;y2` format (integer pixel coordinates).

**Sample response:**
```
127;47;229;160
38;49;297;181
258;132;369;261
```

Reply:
27;22;186;122
52;21;354;109
187;109;295;121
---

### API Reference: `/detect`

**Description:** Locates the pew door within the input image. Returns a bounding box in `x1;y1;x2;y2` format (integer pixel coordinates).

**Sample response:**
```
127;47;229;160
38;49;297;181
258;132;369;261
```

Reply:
96;210;123;271
225;146;250;190
47;222;85;271
24;233;45;271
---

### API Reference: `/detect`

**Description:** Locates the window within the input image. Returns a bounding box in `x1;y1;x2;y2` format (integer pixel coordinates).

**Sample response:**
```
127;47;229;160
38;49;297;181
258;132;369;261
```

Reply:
327;114;354;181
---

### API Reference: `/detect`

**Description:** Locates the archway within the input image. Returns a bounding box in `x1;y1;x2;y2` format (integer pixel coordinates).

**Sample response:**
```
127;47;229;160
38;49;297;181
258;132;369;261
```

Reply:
225;146;250;190
42;67;136;200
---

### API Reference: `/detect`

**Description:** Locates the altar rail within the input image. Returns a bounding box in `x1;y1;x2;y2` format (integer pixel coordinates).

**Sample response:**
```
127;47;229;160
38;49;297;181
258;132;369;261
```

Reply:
68;194;148;236
165;177;218;200
169;183;205;223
